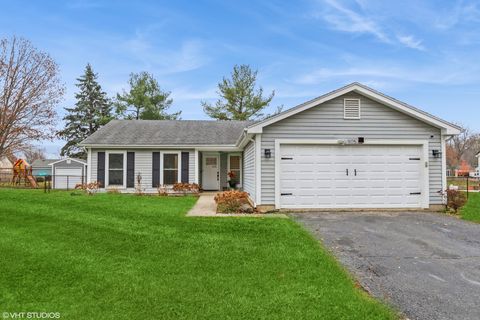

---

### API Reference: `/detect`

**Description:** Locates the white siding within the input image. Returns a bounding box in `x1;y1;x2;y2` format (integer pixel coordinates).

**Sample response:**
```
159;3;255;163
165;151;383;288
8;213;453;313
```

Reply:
261;92;443;206
189;151;195;184
243;139;255;202
89;149;195;192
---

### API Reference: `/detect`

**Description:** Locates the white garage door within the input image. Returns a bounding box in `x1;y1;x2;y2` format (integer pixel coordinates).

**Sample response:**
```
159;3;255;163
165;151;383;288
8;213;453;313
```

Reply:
54;168;84;189
279;144;425;209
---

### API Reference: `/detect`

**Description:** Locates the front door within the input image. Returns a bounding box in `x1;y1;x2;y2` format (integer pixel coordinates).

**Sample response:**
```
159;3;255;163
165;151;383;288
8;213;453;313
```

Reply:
202;154;220;190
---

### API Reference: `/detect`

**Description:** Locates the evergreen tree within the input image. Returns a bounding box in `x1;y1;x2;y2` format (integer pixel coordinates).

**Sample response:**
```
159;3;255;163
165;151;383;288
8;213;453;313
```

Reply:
58;64;112;159
115;72;180;120
202;64;277;121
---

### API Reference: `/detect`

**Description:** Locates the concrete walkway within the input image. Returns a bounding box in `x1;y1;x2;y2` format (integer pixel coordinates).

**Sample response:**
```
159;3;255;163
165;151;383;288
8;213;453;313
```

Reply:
187;192;218;216
187;192;288;218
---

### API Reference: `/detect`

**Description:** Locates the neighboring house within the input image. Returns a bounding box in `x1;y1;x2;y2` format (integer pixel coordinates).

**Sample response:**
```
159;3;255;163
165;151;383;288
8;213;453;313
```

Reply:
32;158;87;189
0;156;13;183
80;82;460;210
475;152;480;177
31;159;58;176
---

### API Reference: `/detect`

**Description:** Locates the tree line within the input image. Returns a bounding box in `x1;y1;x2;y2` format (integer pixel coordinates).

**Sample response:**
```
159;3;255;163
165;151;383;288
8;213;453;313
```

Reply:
0;36;280;161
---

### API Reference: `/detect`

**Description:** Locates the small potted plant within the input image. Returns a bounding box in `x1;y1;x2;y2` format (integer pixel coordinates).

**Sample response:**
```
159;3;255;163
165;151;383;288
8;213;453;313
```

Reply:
227;171;238;189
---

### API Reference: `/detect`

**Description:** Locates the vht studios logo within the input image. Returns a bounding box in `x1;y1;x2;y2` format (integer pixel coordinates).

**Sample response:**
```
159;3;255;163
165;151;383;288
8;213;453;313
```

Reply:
2;312;60;319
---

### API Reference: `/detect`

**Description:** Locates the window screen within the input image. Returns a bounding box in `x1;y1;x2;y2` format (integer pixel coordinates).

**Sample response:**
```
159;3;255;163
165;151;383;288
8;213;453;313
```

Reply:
108;153;124;185
163;154;178;185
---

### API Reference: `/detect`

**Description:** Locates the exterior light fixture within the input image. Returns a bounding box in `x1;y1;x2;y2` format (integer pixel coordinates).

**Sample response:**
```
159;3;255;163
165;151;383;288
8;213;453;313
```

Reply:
432;150;442;158
264;149;271;158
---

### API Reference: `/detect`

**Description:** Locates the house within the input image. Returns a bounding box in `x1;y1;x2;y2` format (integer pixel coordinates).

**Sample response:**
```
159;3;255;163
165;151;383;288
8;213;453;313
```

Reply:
475;152;480;177
32;158;87;189
80;82;460;210
31;159;58;176
0;156;13;183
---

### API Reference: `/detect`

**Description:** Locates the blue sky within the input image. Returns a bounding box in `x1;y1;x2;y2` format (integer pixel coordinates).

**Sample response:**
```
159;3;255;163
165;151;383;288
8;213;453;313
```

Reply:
1;0;480;156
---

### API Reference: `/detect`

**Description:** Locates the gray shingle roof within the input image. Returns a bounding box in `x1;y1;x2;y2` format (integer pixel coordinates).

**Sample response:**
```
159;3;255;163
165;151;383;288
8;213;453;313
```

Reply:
31;158;85;167
80;120;252;146
31;159;59;168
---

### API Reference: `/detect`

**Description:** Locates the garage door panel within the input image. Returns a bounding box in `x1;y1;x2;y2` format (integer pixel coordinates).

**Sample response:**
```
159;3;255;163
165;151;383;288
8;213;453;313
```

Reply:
280;144;424;209
54;168;83;189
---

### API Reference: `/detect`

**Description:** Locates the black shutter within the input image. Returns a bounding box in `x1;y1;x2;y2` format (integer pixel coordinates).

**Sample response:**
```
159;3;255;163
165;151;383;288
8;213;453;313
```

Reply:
181;152;189;183
97;152;105;188
152;152;160;187
127;152;135;188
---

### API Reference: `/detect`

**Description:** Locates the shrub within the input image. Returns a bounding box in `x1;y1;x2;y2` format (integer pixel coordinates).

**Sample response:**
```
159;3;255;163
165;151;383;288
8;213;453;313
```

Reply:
74;181;101;195
106;187;120;194
156;185;168;196
173;183;200;194
446;189;467;213
214;190;249;213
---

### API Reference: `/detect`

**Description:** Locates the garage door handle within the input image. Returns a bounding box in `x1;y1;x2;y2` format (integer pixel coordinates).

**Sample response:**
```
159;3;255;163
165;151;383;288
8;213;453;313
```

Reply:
354;169;357;176
346;169;349;176
281;193;293;196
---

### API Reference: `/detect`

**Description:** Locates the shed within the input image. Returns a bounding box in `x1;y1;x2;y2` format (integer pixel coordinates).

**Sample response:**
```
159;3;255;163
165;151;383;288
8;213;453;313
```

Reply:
50;158;87;189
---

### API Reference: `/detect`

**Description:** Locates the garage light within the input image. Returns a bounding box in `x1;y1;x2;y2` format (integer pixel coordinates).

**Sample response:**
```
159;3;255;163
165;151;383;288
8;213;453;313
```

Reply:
264;149;271;158
432;150;442;158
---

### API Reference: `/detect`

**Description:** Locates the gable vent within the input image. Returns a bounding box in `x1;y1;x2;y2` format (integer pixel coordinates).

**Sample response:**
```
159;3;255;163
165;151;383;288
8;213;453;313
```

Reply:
344;99;361;119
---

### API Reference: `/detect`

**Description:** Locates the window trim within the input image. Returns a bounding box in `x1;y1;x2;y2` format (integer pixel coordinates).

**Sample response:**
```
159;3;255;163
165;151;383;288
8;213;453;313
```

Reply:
343;98;361;120
227;153;242;187
105;150;127;188
160;151;182;185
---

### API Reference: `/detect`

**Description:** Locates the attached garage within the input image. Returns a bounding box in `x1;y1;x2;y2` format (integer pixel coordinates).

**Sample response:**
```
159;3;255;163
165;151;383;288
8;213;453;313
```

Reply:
242;83;461;211
51;158;87;189
277;142;428;209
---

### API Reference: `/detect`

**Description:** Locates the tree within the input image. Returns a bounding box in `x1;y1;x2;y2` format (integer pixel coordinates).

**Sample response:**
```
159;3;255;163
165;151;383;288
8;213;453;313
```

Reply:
23;146;46;164
0;36;64;156
57;64;112;159
448;124;479;168
446;144;459;171
202;64;278;121
115;72;180;120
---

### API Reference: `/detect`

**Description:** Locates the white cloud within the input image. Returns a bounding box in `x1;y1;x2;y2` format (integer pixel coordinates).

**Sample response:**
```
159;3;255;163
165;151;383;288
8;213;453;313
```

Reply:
316;0;428;50
397;35;425;51
122;30;209;75
321;0;390;43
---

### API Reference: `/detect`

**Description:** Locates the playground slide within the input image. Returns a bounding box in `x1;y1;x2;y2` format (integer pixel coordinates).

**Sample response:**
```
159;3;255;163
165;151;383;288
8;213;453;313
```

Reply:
26;175;38;188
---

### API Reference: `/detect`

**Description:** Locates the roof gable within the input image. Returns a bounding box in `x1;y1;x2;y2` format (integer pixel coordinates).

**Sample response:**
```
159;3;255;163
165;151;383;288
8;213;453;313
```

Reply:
246;82;461;135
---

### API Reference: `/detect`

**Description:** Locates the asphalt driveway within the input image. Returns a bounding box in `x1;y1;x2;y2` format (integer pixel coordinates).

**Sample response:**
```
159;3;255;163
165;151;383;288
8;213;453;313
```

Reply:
291;211;480;320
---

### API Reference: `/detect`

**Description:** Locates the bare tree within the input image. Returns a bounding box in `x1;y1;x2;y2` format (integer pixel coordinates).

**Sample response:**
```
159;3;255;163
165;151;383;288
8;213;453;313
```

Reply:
22;146;46;164
0;36;64;156
448;123;480;168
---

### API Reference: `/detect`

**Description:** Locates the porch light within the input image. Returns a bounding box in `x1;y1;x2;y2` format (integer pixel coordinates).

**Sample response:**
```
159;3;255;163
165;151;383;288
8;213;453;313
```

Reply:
432;150;442;158
264;149;271;158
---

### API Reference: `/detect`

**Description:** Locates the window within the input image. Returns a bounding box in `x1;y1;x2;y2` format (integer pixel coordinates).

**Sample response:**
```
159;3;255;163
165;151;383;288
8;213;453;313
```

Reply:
344;98;361;119
108;153;124;185
228;154;242;185
163;153;179;185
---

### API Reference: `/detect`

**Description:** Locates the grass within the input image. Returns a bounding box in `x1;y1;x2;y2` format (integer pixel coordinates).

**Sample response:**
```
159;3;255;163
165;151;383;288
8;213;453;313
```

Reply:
0;189;396;320
460;192;480;223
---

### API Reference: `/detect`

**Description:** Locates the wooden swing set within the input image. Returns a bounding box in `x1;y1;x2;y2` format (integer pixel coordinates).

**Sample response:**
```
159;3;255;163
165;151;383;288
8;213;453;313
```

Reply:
11;159;38;188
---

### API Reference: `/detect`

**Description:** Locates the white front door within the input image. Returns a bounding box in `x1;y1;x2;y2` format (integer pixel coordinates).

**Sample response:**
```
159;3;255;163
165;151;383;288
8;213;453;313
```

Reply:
202;155;220;190
279;144;425;209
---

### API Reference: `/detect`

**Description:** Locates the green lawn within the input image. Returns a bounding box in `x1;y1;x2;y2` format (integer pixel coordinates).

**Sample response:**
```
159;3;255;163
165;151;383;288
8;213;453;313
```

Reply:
461;192;480;223
0;189;396;320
